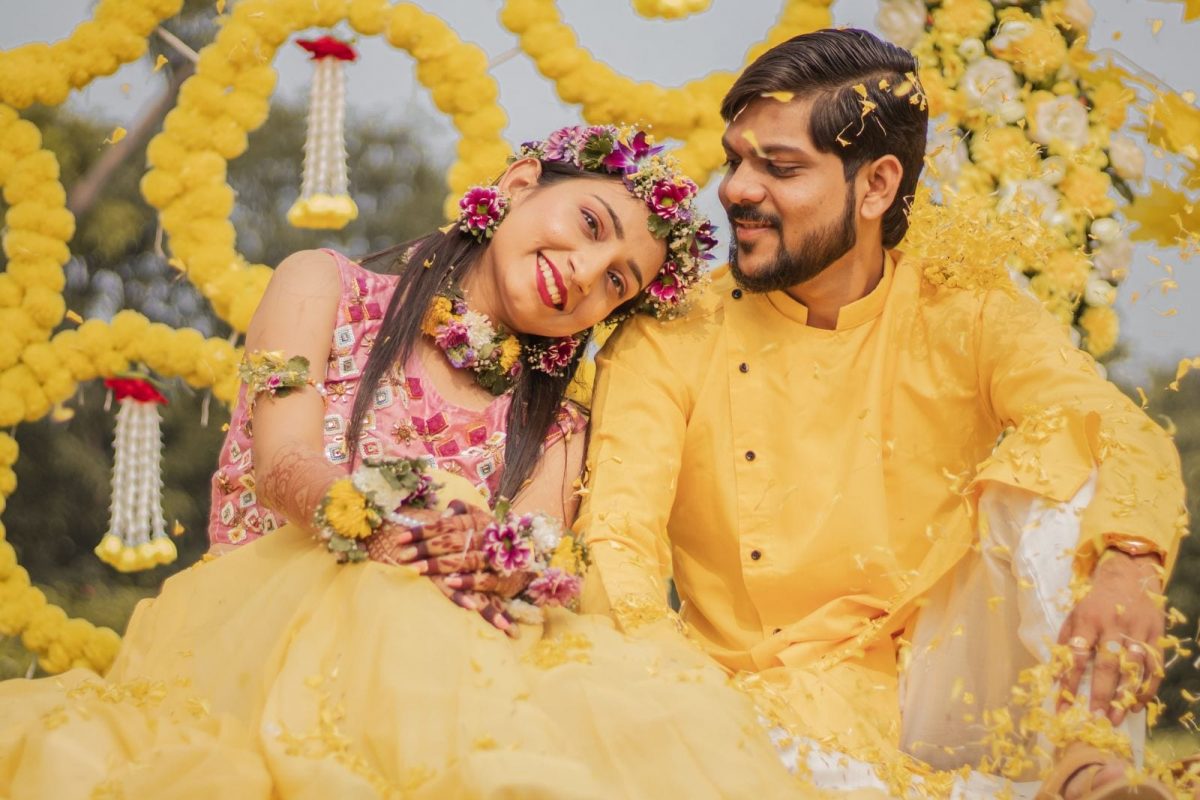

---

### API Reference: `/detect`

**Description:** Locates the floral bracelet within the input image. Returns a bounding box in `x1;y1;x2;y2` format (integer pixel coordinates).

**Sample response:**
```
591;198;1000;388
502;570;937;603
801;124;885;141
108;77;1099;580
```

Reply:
238;350;324;409
481;503;590;623
312;457;439;562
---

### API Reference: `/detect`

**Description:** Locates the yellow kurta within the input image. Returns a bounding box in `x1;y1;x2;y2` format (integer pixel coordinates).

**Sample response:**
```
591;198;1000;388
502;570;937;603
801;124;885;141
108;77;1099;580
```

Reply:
578;253;1186;756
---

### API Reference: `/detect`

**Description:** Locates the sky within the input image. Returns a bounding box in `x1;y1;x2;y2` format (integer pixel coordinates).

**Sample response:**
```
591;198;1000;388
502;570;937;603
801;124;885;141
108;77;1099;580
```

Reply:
0;0;1197;386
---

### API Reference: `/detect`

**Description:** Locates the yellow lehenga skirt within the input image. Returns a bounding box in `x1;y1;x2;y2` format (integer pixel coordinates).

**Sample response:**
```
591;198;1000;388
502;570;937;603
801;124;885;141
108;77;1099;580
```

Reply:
0;516;819;798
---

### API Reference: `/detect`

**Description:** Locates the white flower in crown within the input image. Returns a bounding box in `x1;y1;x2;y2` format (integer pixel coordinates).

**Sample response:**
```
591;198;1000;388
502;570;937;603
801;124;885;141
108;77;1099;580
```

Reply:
1108;134;1146;183
926;125;969;183
1092;237;1133;282
1031;95;1090;150
961;58;1020;115
876;0;927;49
529;514;563;555
998;179;1060;222
1059;0;1095;32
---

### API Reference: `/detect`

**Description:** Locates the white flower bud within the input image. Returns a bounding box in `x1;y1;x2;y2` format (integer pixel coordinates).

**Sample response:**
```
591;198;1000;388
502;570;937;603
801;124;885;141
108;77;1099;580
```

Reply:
957;38;986;61
1084;277;1117;307
1089;217;1121;244
876;0;927;49
1108;134;1146;183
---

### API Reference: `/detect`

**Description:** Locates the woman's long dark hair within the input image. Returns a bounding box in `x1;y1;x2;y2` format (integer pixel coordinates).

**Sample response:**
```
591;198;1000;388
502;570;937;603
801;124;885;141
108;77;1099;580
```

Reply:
349;161;635;503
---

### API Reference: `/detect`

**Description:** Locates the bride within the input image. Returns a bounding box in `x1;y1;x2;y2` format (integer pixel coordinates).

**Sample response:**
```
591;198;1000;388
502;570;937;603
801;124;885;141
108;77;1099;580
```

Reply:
0;125;823;799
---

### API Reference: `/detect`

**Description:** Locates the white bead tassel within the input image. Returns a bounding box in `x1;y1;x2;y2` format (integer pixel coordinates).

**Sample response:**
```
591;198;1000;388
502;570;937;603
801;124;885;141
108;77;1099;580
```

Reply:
287;39;358;229
96;397;176;571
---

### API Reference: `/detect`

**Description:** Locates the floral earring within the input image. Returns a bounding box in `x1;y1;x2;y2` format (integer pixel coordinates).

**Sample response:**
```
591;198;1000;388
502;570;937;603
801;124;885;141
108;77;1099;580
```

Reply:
457;185;509;242
526;334;582;377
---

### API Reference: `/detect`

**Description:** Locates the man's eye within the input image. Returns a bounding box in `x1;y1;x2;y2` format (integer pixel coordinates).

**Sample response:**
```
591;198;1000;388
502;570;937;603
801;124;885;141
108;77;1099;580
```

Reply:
767;163;800;176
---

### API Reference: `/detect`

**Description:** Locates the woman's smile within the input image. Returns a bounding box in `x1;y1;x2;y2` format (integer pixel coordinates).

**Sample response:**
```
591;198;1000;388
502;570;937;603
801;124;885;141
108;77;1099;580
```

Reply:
536;251;567;311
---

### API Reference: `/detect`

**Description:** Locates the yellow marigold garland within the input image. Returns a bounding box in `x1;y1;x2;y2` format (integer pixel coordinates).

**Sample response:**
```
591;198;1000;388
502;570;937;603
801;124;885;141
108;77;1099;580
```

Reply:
498;0;834;182
631;0;712;20
141;0;512;335
0;0;184;109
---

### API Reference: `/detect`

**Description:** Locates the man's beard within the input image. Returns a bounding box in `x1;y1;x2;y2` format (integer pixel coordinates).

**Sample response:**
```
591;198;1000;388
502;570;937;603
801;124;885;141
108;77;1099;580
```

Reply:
727;182;858;294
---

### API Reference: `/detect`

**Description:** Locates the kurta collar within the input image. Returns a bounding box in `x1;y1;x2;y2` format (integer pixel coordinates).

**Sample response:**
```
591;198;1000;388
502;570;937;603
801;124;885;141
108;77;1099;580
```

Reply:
764;252;896;330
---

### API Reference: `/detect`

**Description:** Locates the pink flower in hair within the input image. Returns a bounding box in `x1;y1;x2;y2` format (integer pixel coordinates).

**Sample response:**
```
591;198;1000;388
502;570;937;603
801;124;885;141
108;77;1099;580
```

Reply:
649;180;697;221
458;186;508;240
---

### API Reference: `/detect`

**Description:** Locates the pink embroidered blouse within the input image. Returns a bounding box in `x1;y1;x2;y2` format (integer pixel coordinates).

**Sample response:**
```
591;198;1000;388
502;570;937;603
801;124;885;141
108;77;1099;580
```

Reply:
209;249;587;546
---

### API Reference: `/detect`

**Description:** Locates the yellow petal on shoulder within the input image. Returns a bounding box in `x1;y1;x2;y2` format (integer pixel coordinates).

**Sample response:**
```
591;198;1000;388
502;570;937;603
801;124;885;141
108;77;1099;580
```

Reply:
65;309;83;324
105;127;127;145
154;54;168;72
1150;18;1164;34
216;0;227;12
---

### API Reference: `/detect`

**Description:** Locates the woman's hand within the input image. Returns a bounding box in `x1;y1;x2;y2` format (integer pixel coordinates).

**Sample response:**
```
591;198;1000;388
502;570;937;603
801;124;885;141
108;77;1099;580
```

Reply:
365;504;522;636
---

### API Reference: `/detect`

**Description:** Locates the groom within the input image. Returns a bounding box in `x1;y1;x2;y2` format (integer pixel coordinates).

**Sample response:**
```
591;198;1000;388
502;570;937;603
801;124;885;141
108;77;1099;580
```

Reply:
576;27;1185;794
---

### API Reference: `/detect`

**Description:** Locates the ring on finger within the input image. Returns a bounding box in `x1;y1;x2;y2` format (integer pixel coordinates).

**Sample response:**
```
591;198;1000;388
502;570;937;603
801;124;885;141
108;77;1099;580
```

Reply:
1126;642;1147;657
1068;635;1091;653
1103;640;1123;656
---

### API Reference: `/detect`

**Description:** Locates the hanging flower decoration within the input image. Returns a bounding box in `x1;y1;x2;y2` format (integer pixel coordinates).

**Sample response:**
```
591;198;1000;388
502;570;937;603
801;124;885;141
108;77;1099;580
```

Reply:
287;36;359;230
94;376;177;572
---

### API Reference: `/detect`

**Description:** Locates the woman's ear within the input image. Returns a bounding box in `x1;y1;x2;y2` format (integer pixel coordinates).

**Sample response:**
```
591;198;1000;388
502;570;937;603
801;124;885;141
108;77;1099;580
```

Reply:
858;154;903;224
496;157;543;197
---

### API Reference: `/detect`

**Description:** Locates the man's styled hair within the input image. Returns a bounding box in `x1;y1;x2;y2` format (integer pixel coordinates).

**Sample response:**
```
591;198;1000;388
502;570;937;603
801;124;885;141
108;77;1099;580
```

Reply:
721;28;928;249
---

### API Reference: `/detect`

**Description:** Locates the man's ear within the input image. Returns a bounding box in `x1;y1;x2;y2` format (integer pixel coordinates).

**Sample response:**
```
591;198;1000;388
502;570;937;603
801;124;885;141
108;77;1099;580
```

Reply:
496;157;543;197
858;155;903;224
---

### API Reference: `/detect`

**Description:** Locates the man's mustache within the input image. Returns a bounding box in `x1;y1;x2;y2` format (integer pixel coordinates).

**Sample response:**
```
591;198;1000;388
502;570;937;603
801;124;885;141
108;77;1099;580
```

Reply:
726;204;781;229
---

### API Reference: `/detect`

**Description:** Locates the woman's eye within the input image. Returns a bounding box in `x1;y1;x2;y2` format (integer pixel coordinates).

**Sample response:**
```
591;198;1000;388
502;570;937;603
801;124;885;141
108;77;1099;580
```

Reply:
608;271;626;294
583;210;600;237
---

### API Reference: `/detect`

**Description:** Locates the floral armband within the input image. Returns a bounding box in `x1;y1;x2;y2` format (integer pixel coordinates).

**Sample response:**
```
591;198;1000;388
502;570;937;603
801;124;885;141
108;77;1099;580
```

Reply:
312;457;439;562
238;350;323;407
482;503;591;623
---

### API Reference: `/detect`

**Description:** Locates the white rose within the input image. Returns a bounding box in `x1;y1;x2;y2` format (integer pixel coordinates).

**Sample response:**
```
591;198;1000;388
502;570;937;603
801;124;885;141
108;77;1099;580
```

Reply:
1084;277;1116;307
1031;95;1090;150
1059;0;1095;32
1091;237;1133;281
989;19;1031;51
1089;217;1122;244
876;0;927;49
961;58;1020;114
926;125;969;183
1108;134;1146;182
999;179;1060;222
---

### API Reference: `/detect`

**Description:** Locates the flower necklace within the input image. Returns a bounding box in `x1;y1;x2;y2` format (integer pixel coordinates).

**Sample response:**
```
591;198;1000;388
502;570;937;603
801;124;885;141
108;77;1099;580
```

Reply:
421;291;523;396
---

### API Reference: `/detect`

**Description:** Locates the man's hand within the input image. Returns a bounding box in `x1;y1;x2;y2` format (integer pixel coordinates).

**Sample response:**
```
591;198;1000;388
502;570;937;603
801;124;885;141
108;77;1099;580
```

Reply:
1056;550;1165;725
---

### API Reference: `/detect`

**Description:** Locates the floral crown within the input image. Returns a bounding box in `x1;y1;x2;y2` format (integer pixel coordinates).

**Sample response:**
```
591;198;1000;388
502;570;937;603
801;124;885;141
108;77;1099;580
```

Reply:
515;125;717;319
